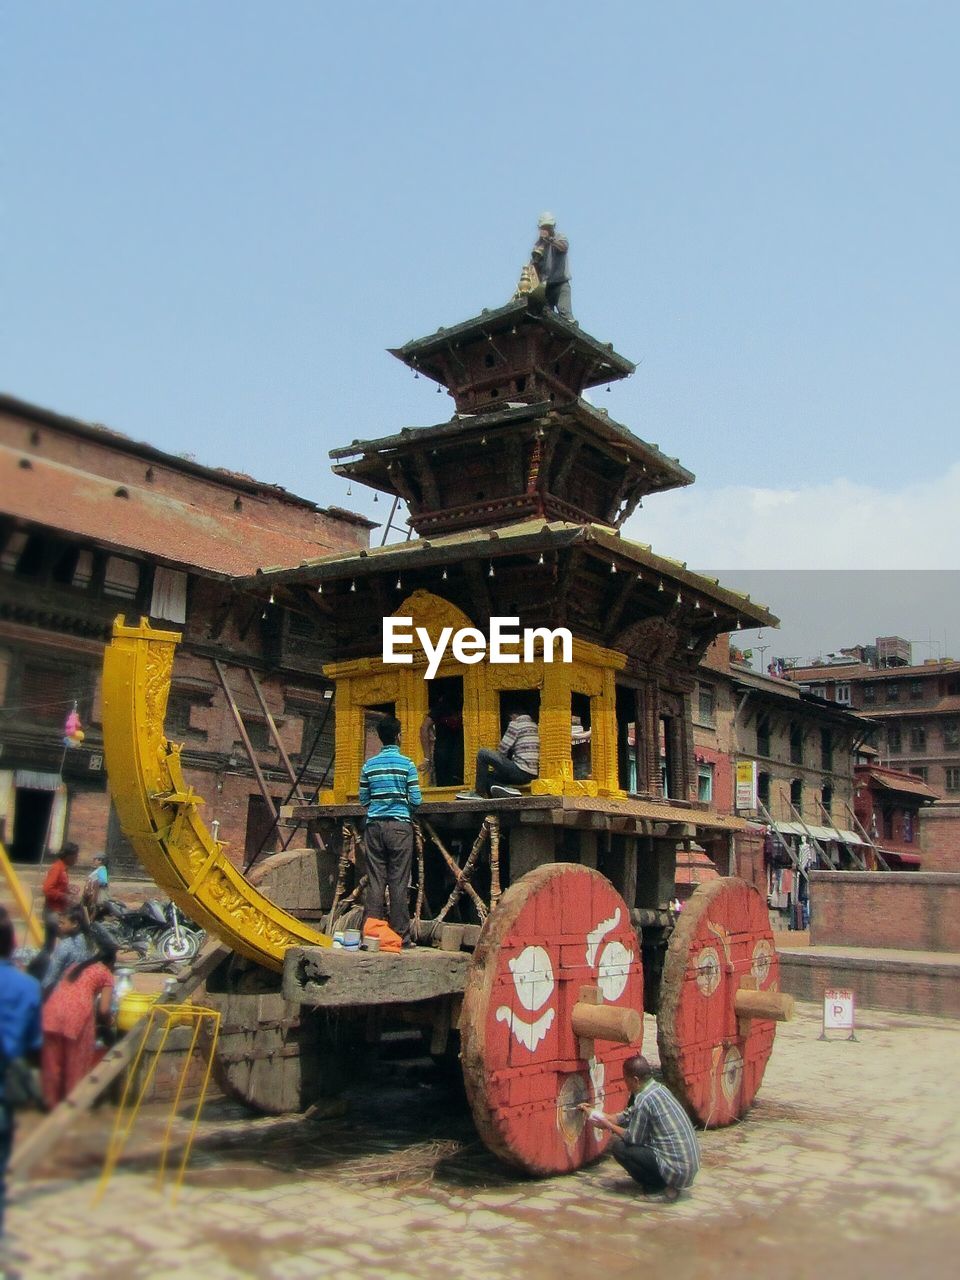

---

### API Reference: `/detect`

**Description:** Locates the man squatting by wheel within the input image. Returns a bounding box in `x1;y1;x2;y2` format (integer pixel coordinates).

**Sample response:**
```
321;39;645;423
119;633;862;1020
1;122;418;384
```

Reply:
583;1054;701;1199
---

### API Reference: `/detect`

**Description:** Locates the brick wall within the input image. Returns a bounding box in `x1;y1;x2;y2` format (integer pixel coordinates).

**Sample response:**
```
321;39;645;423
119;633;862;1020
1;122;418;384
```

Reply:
809;870;960;951
66;787;110;863
733;827;765;894
779;951;960;1018
919;805;960;872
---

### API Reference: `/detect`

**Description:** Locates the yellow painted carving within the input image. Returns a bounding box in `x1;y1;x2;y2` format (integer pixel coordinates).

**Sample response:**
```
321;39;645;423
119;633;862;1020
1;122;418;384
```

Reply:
323;590;629;800
101;617;329;971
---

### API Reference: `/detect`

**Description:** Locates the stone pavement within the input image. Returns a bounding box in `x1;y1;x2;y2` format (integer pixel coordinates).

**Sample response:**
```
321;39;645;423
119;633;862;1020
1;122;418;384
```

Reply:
5;1001;960;1279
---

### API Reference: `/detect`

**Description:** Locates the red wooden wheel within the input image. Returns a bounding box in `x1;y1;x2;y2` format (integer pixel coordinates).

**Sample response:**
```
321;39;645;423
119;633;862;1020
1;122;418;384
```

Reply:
460;862;644;1175
657;876;780;1128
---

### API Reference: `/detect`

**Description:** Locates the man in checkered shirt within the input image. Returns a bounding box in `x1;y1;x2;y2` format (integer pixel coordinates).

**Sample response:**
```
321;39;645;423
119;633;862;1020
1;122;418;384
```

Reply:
584;1054;700;1198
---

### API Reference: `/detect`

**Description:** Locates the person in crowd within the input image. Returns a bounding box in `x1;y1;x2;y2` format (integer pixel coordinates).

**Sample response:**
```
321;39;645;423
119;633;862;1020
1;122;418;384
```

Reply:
458;707;539;799
530;212;573;320
25;914;61;987
41;841;79;919
419;691;464;788
40;907;95;997
82;854;109;914
0;907;43;1239
41;938;117;1108
583;1054;701;1199
359;715;422;948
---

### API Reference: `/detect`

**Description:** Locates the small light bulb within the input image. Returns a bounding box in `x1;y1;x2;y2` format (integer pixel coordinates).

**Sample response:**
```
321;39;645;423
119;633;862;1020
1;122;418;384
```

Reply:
442;568;448;580
269;592;275;605
538;553;545;566
610;562;617;574
350;580;356;593
396;576;402;589
658;581;664;593
317;583;323;595
488;563;495;578
736;618;741;630
676;592;682;605
636;572;642;581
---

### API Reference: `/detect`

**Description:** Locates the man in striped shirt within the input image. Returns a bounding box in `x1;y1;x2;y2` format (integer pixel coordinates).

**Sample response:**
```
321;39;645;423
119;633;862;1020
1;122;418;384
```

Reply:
359;716;422;946
585;1054;700;1198
457;708;539;800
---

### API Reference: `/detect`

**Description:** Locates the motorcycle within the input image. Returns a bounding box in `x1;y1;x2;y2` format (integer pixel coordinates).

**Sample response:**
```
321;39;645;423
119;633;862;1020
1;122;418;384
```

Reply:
97;897;205;963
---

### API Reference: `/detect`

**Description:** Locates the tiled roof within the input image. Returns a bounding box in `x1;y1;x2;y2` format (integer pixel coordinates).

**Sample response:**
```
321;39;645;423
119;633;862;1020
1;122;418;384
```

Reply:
790;661;960;682
860;767;940;802
245;518;778;628
0;393;372;524
0;444;360;578
389;299;636;385
675;845;720;886
786;664;871;683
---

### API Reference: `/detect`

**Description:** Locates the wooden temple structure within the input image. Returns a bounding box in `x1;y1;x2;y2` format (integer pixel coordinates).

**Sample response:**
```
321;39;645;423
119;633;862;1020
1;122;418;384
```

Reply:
103;293;793;1173
244;296;775;972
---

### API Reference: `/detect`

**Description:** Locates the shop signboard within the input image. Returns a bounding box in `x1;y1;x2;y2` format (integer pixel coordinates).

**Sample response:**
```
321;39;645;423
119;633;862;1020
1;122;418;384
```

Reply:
735;760;757;811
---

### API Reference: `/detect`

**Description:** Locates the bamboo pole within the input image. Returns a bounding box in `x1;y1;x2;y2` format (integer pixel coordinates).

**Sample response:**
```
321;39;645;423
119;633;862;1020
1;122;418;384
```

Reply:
488;813;502;908
420;819;489;921
433;818;490;926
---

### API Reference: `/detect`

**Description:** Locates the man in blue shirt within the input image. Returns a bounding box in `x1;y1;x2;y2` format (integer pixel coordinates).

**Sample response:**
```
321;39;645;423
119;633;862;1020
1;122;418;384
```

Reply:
585;1054;700;1199
0;906;43;1237
359;716;422;946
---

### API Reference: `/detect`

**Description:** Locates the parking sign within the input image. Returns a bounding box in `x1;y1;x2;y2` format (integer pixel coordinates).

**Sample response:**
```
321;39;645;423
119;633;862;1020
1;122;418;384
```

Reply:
821;988;856;1040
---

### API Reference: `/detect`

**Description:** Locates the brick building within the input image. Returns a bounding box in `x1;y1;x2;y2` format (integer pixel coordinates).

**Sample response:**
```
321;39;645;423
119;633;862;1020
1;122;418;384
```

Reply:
694;637;866;829
688;637;869;905
0;394;371;874
852;761;937;868
786;639;960;869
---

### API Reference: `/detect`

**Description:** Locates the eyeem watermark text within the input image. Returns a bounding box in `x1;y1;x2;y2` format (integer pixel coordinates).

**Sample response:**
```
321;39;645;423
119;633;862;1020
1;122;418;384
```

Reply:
383;617;573;680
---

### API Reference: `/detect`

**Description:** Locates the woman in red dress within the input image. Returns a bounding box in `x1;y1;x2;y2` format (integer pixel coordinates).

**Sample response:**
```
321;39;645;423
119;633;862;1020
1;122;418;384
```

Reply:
41;941;117;1108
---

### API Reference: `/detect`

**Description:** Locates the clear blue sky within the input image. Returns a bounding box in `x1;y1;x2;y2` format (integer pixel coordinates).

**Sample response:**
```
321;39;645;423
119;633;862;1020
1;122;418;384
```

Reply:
2;2;958;574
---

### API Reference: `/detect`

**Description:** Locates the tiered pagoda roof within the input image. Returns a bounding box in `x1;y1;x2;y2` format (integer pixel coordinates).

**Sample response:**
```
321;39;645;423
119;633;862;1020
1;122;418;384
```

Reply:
333;302;692;536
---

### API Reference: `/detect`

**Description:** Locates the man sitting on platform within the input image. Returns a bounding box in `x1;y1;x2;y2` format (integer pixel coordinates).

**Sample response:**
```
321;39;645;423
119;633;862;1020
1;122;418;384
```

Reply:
457;707;539;800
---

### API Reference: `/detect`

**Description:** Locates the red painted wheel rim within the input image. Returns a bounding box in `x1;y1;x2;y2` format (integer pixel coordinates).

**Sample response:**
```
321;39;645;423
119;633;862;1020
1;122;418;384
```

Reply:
657;876;780;1127
461;863;644;1175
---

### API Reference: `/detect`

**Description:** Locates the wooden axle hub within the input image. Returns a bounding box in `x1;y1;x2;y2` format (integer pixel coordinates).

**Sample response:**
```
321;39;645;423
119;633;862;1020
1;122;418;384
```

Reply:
571;999;642;1045
734;987;795;1024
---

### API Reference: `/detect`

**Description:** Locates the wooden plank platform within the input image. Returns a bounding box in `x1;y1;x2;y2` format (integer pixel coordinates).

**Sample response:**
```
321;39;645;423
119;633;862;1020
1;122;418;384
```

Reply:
283;946;471;1008
281;793;749;835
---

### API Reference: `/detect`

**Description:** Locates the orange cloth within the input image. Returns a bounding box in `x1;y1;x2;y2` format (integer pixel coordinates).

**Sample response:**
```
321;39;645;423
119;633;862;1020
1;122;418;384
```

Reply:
363;917;403;953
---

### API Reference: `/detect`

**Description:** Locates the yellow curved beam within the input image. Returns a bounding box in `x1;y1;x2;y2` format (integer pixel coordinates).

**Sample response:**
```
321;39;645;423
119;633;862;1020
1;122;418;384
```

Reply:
101;616;329;970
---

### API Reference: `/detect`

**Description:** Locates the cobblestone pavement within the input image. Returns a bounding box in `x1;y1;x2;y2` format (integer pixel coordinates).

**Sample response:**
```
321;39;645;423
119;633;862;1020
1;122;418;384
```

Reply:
5;1001;960;1279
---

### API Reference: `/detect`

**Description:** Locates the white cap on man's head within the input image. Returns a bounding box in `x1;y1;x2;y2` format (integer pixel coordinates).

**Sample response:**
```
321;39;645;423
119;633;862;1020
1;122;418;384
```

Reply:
538;211;557;227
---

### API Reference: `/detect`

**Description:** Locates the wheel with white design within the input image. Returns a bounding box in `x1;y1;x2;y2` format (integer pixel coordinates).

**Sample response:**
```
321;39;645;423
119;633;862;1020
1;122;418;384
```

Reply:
460;862;644;1175
657;876;786;1128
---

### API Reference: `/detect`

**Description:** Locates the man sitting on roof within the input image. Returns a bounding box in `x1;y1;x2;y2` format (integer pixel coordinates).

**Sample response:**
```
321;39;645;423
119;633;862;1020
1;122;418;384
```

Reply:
457;707;539;800
530;212;573;321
